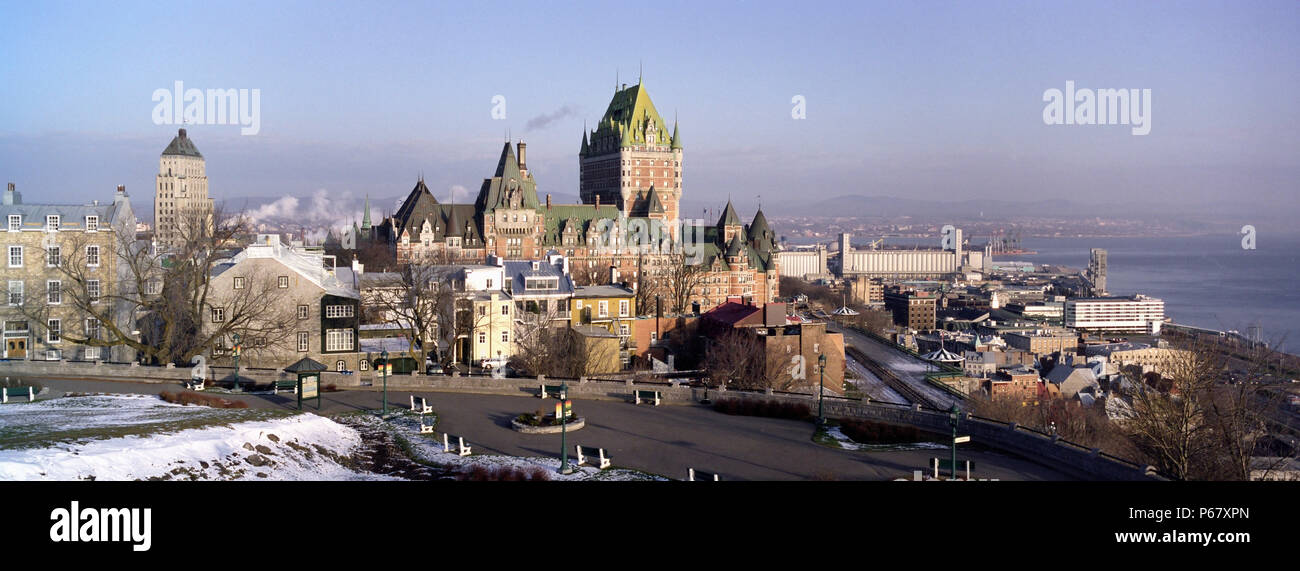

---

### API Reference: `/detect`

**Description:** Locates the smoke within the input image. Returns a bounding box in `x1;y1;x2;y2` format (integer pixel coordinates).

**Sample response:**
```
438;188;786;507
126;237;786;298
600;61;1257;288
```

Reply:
245;196;300;224
240;189;369;245
524;105;578;131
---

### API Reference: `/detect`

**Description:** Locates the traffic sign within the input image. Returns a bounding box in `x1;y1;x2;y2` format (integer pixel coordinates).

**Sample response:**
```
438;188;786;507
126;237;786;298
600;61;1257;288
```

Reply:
954;436;971;444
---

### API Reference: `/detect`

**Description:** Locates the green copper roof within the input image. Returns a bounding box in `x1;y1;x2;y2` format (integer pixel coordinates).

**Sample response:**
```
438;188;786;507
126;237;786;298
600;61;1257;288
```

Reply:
361;194;372;230
717;199;742;227
647;187;666;214
476;142;541;212
580;131;590;157
671;120;681;149
587;83;672;153
162;128;203;158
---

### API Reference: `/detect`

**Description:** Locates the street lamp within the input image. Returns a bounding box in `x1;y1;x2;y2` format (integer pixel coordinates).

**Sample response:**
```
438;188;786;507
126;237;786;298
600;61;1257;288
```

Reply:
380;349;389;416
817;353;827;425
949;404;961;480
559;376;572;475
231;333;242;392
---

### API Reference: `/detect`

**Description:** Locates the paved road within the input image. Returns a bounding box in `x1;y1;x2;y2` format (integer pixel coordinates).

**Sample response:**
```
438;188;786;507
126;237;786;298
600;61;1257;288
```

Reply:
20;376;1073;481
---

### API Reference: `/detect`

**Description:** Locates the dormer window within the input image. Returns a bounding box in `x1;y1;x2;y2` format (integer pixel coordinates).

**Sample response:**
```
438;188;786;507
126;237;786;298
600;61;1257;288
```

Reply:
7;215;19;232
46;215;59;231
85;216;98;232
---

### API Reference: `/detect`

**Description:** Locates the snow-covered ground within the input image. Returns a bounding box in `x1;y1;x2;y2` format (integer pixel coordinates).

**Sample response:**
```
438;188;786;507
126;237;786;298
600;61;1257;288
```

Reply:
354;412;667;481
845;357;908;404
0;395;393;481
822;425;947;452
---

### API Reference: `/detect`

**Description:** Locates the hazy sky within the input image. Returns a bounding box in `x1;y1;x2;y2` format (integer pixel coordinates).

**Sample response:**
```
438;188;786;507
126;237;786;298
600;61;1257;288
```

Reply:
1;0;1297;219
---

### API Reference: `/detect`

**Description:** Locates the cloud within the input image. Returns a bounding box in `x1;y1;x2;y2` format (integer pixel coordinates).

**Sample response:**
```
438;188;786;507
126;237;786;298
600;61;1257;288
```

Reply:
524;105;579;131
448;184;470;203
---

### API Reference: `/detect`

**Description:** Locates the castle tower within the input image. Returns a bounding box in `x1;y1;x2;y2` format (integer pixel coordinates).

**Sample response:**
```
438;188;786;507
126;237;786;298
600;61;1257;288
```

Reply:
579;79;682;236
154;128;213;248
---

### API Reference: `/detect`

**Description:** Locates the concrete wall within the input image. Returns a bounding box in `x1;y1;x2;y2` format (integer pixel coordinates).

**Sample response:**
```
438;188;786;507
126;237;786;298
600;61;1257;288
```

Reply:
0;359;1161;481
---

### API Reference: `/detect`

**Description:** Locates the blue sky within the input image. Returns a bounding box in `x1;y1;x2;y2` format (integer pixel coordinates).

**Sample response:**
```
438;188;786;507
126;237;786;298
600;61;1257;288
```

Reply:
1;0;1297;219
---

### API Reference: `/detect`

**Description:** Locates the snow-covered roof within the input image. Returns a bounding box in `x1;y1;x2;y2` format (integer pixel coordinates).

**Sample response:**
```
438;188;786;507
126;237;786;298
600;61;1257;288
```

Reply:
218;234;359;299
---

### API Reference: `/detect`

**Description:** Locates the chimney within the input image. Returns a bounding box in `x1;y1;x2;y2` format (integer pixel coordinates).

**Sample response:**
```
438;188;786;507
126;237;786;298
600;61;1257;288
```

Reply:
178;128;187;139
3;182;18;205
609;265;619;285
595;195;601;209
517;141;527;172
546;193;552;210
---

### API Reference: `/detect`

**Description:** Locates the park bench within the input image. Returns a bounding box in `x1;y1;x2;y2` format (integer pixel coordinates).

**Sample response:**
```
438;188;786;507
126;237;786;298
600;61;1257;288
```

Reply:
1;386;35;403
575;445;611;469
419;414;434;434
443;433;471;457
634;390;660;406
539;384;566;399
272;380;298;395
687;468;720;481
410;395;433;414
184;378;205;391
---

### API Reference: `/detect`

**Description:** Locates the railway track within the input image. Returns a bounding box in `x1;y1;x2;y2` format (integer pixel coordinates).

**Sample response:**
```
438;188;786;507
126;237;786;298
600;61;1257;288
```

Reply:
845;345;939;409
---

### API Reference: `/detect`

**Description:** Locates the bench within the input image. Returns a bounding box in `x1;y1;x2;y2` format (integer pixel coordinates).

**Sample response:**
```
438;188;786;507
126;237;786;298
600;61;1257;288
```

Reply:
575;445;611;470
419;414;435;434
539;384;566;399
184;378;205;391
688;468;720;481
443;433;471;457
634;390;660;406
272;380;298;395
410;395;433;414
1;386;35;403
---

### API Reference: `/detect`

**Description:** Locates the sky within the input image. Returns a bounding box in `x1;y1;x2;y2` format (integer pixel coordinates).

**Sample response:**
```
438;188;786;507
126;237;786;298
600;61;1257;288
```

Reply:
0;0;1297;221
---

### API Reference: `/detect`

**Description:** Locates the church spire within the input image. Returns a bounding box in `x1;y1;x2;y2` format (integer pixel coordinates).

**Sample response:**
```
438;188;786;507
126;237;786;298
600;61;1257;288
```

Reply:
361;194;372;231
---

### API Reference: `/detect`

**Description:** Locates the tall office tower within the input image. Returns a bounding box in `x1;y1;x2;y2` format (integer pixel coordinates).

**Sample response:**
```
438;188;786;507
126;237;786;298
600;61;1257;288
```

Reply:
1088;248;1108;296
154;128;213;249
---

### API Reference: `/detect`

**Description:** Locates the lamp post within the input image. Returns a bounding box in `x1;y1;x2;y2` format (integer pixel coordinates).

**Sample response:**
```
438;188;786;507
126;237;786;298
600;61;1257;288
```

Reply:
949;404;960;480
817;353;827;425
380;349;388;416
559;377;572;475
231;333;242;392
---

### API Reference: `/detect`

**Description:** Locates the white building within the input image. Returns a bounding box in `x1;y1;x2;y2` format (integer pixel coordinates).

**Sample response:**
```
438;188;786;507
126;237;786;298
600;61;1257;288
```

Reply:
1064;295;1165;334
154;128;213;249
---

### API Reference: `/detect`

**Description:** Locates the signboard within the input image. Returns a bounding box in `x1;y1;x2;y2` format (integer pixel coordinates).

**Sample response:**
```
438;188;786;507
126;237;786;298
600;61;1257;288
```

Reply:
301;374;319;399
563;399;573;420
954;436;971;444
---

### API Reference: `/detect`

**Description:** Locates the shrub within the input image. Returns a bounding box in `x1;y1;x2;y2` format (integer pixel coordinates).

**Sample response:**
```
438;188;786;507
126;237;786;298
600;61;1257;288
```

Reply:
158;390;249;409
456;464;552;481
711;398;811;420
839;419;933;444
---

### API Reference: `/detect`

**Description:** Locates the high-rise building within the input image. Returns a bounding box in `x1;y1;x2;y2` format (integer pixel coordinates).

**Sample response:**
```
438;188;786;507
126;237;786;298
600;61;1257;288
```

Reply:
154;128;213;249
1088;248;1108;296
1064;295;1164;334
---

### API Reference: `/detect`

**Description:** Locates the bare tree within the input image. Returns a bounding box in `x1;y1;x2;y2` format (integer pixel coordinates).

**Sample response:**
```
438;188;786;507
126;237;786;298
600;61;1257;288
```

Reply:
664;256;710;314
362;263;457;362
1119;340;1224;480
24;205;287;366
507;300;570;376
705;329;765;390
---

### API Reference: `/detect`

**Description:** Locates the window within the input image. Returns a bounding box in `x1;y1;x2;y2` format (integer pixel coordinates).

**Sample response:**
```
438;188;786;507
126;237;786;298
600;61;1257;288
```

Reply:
86;245;99;267
47;246;60;267
278;276;289;288
598;301;609;318
8;281;22;305
47;319;60;343
146;280;159;295
46;215;59;231
87;280;100;303
85;216;98;232
478;332;486;344
620;323;629;336
211;307;225;322
85;346;100;360
501;304;509;316
297;332;309;352
8;245;21;267
486;279;493;289
336;360;346;372
326;305;354;318
233;277;246;289
501;331;509;343
47;281;60;304
619;300;629;317
478;306;486;316
325;328;354;352
359;359;369;371
298;305;310;319
7;215;19;232
85;318;101;341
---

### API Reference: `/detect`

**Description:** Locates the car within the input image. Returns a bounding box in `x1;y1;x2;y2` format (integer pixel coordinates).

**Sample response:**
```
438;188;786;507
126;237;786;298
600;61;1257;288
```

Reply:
425;360;444;375
479;357;509;373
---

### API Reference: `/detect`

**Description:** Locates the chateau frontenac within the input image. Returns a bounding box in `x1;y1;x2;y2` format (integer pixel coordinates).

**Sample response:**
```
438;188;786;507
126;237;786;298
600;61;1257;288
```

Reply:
370;80;779;312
